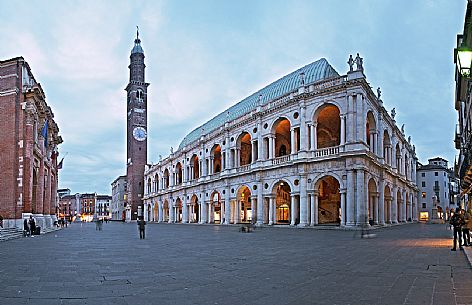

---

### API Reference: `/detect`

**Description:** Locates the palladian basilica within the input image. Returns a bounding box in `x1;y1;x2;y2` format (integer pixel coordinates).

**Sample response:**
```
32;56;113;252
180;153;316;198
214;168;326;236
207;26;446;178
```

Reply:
143;54;418;228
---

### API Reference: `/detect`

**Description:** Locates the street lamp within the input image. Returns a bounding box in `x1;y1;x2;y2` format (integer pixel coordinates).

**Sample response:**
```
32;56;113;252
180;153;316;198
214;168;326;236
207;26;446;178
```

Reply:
455;44;472;77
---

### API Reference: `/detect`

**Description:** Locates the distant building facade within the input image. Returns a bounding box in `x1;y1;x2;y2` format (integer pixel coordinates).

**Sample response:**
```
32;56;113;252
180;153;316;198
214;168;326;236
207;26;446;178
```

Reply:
95;195;112;219
416;157;457;221
0;57;63;229
80;193;96;222
144;56;419;227
111;175;127;221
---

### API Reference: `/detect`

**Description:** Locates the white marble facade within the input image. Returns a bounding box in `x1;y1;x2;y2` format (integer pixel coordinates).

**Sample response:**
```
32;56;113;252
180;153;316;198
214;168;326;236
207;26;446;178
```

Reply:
143;56;418;227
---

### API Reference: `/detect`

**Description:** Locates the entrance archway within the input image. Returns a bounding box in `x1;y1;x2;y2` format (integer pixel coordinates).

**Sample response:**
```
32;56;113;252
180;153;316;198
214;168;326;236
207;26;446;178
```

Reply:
236;186;251;223
175;198;182;223
273;181;291;224
163;200;169;222
210;191;221;223
368;179;378;225
191;195;199;223
316;176;340;224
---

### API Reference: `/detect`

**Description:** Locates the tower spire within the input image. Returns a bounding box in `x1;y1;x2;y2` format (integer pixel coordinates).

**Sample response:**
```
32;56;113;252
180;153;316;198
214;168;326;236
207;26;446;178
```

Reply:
131;26;143;54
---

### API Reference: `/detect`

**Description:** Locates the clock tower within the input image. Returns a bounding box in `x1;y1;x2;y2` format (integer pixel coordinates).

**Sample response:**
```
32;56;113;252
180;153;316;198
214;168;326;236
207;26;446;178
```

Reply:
125;29;149;220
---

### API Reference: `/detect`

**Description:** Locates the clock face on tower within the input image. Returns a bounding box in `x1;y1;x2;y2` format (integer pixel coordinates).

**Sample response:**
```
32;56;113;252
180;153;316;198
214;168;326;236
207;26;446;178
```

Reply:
132;126;147;141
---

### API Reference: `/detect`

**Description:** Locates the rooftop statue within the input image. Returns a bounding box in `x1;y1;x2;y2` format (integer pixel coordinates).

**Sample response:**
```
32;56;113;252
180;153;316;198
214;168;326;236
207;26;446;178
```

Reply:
401;124;405;134
377;87;381;100
347;55;354;72
391;108;396;119
355;53;363;71
170;146;173;154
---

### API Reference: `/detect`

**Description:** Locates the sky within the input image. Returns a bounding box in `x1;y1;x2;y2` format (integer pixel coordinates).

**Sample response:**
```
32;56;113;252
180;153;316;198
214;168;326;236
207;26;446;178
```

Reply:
0;0;466;195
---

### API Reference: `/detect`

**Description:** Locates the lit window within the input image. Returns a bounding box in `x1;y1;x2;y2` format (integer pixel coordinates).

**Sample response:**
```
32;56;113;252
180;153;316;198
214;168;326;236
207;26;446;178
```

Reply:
422;192;426;198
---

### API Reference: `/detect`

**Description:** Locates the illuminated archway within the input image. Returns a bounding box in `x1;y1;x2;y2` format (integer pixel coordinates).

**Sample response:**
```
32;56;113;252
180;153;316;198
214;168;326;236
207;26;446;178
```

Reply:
190;195;199;223
211;144;222;174
236;186;252;223
210;191;221;223
366;111;377;153
273;180;292;224
315;104;340;149
237;132;252;166
175;162;183;185
191;154;200;180
368;178;378;225
272;118;291;157
315;175;341;224
175;198;182;223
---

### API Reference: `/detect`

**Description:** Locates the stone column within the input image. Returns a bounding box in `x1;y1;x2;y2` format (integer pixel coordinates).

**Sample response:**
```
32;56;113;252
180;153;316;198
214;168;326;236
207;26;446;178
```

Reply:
224;189;230;224
158;200;163;223
347;94;354;143
251;197;256;223
310;123;315;150
340;190;346;226
308;193;314;226
402;189;407;222
374;194;379;224
369;130;375;153
299;176;308;226
356;169;366;226
268;136;274;159
313;123;318;150
257;122;263;161
379;181;385;225
346;171;355;226
290;194;296;225
392;187;398;224
269;197;274;225
340;115;346;145
290;128;296;154
257;183;263;225
182;198;188;223
314;192;319;225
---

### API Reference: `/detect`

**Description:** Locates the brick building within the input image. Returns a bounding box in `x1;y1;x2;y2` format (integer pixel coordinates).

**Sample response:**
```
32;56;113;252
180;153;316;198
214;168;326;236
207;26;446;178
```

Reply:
0;57;62;229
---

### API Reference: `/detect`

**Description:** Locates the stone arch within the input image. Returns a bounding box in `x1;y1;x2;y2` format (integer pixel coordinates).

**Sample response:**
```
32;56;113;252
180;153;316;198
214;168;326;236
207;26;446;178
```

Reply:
175;197;183;223
397;189;403;223
272;180;292;224
190;154;200;180
237;132;252;166
236;185;252;223
271;117;291;157
367;178;378;225
210;144;222;174
395;143;401;172
154;173;159;192
147;177;152;194
163;199;170;222
164;168;170;188
190;194;199;223
147;203;152;221
175;162;183;185
366;111;377;153
210;191;222;223
314;175;341;224
153;201;159;222
384;185;392;223
383;130;392;166
313;103;340;149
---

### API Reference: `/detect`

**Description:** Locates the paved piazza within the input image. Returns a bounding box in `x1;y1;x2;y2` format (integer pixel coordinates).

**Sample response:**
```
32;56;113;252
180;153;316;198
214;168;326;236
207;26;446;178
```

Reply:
1;223;472;305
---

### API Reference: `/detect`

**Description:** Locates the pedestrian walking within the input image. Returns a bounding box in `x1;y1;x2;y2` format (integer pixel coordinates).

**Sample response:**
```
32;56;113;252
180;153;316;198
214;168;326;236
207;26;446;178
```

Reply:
463;210;472;246
28;215;36;237
23;218;30;237
450;207;465;251
137;217;146;239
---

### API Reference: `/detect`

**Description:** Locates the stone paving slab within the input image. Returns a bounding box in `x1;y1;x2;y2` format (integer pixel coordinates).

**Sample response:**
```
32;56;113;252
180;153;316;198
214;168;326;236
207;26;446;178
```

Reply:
0;222;471;304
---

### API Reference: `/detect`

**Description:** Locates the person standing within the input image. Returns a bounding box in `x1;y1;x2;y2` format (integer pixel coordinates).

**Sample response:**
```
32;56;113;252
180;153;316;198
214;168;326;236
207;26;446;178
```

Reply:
450;207;465;251
23;218;29;237
28;215;36;237
137;217;146;239
463;210;472;246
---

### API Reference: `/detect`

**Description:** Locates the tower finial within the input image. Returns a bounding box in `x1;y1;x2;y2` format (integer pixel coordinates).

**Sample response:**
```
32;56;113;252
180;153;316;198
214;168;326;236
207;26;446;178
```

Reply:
136;25;139;40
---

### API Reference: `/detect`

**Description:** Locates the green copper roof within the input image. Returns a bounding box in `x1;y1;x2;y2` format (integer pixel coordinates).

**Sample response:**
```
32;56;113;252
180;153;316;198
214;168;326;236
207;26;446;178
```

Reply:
178;58;339;150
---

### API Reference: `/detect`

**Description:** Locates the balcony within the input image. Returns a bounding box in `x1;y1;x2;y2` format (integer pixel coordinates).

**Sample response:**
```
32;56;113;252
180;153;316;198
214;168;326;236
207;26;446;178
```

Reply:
314;146;340;158
272;155;291;165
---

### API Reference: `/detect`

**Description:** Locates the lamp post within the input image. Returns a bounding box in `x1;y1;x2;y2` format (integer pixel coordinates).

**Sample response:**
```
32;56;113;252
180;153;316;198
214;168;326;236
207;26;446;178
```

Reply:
455;43;472;77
